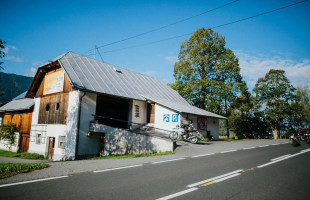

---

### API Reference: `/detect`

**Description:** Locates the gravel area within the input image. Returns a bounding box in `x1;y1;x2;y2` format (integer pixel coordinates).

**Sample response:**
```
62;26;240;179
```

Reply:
0;139;290;184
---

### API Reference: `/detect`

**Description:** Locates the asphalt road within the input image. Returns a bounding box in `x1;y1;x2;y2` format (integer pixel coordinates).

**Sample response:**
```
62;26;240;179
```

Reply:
1;142;310;200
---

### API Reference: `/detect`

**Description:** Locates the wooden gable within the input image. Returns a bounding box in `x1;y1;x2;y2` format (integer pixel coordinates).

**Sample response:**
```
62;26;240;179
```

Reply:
25;62;74;125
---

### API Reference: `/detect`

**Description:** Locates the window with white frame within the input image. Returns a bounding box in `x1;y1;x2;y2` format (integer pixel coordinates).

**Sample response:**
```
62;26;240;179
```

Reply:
36;134;41;144
58;136;66;149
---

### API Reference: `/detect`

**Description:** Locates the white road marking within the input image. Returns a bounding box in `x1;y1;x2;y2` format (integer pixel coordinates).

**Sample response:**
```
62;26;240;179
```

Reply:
258;149;310;168
93;164;142;173
0;176;68;188
192;153;215;158
259;145;270;148
186;169;243;188
243;147;256;150
220;150;237;153
156;187;198;200
271;154;291;161
152;158;185;164
301;148;310;153
271;143;280;146
213;173;241;183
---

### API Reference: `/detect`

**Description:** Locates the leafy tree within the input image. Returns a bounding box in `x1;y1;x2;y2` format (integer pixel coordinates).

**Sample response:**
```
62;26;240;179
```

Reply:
171;28;244;138
0;39;6;101
253;69;295;139
229;87;269;139
290;86;310;129
0;39;5;71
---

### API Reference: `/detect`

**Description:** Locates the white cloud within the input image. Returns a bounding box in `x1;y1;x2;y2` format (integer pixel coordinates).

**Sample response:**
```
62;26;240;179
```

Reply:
25;67;37;77
236;51;310;90
5;55;23;63
3;44;22;63
165;56;178;64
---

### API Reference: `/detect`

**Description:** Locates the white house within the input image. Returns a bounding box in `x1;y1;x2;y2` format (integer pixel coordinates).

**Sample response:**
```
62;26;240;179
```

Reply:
19;52;225;161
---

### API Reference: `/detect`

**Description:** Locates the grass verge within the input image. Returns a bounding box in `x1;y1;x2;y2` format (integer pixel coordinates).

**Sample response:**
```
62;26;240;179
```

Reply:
0;163;49;179
89;151;174;160
0;150;45;160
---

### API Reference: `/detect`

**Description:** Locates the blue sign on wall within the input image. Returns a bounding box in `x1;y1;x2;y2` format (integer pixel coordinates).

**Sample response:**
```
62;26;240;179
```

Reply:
172;114;179;122
163;114;170;122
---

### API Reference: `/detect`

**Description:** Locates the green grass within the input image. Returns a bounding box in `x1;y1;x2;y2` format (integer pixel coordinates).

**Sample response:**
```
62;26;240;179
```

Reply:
0;163;49;179
89;151;175;160
0;150;45;160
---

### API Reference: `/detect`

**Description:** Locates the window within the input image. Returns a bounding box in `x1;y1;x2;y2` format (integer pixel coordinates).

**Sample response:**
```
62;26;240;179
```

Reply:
58;136;66;149
36;134;42;144
134;105;140;118
46;104;50;111
56;103;60;111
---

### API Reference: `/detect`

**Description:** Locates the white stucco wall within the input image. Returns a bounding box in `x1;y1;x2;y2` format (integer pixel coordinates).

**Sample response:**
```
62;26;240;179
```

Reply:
77;92;100;157
90;123;174;155
154;104;180;133
130;100;147;130
207;118;219;140
28;91;81;161
180;114;219;139
0;132;19;152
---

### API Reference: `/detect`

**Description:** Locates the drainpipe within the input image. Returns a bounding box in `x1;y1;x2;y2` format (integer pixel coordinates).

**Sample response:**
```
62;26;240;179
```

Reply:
75;90;86;160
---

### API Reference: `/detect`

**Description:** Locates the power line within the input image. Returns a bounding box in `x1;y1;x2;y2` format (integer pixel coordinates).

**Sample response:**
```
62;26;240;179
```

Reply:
94;0;240;50
96;48;104;62
99;0;309;54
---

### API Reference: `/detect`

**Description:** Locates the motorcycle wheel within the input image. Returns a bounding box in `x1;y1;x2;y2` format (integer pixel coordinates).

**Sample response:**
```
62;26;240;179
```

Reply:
169;132;178;140
189;136;198;144
292;139;300;147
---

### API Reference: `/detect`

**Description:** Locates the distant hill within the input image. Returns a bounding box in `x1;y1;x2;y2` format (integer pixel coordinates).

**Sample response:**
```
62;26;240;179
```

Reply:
0;72;33;104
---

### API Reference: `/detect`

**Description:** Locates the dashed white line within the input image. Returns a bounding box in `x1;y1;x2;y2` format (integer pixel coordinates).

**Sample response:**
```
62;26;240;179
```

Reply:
258;149;310;168
259;145;270;148
186;169;243;188
243;147;256;150
152;158;185;164
192;153;215;158
213;173;241;183
93;164;142;173
270;154;291;162
220;150;237;153
0;176;69;188
156;187;198;200
272;143;280;146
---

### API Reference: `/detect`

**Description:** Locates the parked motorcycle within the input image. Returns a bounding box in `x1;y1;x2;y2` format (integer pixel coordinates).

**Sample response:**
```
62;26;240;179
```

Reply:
304;128;310;144
169;120;202;144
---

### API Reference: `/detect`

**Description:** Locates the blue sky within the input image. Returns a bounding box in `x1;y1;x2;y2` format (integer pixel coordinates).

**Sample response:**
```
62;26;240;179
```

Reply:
1;0;310;91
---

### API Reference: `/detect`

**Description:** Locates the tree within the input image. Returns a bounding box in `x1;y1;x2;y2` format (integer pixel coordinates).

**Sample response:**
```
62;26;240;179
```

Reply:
171;28;244;138
290;86;310;129
0;39;6;101
0;39;5;70
229;85;268;139
253;69;295;139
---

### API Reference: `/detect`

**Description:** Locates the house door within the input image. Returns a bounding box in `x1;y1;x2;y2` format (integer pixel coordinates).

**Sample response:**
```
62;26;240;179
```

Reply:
147;103;155;123
47;137;55;160
19;133;30;152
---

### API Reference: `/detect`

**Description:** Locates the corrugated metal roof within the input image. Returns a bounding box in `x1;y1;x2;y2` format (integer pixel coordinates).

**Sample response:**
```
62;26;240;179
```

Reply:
0;98;34;112
13;91;27;100
143;95;226;119
56;52;225;119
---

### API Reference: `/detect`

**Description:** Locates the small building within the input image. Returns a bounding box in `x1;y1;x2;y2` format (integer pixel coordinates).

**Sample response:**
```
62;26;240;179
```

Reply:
5;52;224;160
0;94;34;152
